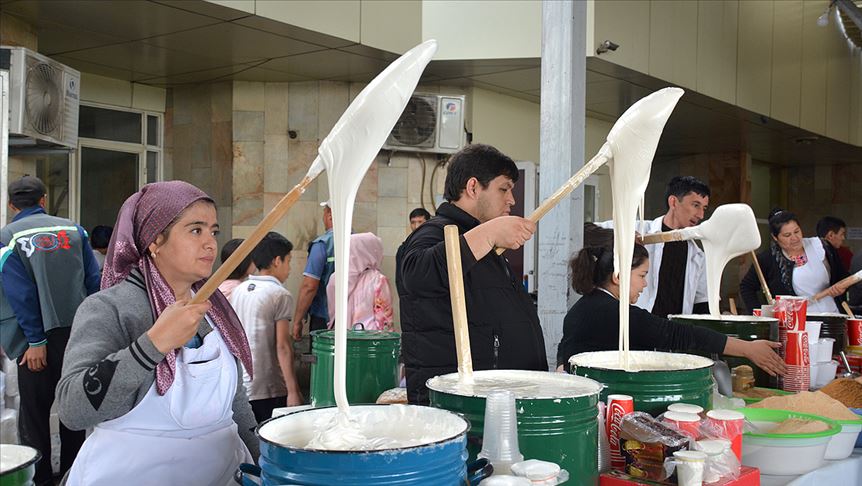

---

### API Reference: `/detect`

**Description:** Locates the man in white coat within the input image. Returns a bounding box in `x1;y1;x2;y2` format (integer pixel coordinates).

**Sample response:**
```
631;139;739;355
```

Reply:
598;176;711;317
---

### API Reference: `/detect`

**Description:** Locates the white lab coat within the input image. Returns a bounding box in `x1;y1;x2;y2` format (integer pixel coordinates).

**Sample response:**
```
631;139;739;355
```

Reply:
596;216;708;314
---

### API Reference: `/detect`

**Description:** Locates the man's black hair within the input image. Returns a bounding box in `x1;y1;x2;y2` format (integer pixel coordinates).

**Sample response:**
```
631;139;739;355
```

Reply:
665;176;711;208
90;225;113;250
251;232;293;270
409;207;431;220
443;144;519;202
816;216;846;238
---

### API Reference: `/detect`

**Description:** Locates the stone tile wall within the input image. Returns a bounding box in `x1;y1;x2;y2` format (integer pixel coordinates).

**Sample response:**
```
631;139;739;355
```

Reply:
225;80;452;329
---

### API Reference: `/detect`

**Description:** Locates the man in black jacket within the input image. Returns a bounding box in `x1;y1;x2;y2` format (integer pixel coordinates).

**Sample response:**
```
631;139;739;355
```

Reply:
397;144;548;404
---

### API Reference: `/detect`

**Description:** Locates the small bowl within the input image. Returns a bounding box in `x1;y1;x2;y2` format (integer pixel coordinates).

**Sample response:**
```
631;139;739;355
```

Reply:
739;408;840;475
824;419;862;460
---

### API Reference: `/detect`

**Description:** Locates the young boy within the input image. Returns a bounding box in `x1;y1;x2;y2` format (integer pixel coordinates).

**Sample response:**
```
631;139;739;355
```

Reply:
230;232;303;422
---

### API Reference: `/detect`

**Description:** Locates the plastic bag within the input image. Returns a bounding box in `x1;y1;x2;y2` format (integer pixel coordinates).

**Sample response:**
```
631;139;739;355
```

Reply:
617;412;690;481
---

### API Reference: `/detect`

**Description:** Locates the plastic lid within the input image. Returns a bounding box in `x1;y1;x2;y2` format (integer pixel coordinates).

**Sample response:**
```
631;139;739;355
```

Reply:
510;459;561;480
706;409;744;421
673;450;707;462
695;439;731;455
664;411;701;423
668;403;704;415
479;476;532;486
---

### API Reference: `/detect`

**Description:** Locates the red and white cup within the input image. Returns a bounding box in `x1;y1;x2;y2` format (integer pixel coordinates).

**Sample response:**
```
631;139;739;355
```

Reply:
775;295;807;332
705;410;744;461
606;394;634;471
752;309;762;317
783;330;811;392
848;319;862;347
662;411;702;440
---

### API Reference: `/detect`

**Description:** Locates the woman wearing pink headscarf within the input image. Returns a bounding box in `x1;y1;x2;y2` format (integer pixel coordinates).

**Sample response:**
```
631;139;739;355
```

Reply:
326;233;394;331
57;181;257;485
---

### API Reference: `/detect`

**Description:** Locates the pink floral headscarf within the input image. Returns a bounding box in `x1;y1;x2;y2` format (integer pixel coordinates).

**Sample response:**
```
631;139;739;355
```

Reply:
326;232;394;331
102;181;253;395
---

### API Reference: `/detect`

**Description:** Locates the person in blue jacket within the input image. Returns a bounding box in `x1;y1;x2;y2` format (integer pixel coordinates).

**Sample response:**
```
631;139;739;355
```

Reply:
0;175;100;485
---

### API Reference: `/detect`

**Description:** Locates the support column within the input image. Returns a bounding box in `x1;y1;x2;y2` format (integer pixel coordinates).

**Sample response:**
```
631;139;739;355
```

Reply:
537;0;586;370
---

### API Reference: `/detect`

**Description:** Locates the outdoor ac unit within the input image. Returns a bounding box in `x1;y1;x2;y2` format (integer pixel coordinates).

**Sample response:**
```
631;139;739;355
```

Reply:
383;94;465;154
2;46;80;148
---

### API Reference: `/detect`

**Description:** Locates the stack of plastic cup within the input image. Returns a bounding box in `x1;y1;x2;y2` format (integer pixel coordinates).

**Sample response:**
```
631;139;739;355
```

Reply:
478;390;524;475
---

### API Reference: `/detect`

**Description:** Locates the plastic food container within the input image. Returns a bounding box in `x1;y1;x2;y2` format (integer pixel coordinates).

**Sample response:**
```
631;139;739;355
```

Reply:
824;419;862;460
739;408;840;475
816;339;835;362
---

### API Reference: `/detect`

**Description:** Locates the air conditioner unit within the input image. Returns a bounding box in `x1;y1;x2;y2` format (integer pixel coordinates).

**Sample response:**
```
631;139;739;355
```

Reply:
383;93;465;154
2;46;80;148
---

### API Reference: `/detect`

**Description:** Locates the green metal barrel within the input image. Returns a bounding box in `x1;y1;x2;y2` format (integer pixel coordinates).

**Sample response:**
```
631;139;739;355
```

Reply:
427;370;602;485
669;314;778;388
569;351;714;416
309;329;400;407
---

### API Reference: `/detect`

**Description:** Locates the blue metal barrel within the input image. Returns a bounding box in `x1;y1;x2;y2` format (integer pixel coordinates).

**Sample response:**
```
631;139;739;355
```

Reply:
244;405;470;485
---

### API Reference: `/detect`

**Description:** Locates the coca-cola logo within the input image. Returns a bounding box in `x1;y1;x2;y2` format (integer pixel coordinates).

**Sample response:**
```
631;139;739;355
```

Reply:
607;402;626;454
801;338;810;366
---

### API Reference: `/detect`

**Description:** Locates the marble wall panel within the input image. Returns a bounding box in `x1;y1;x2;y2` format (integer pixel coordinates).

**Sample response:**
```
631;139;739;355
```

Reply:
263;191;291;238
233;111;265;142
233;81;265;112
287;139;320;201
377;226;409;257
232;141;264;226
377;197;407;226
318;81;349;137
353;202;378;234
356;162;378;202
378;166;408;198
264;134;290;193
265;83;289;136
285;200;325;253
288;81;319;141
211;82;232;123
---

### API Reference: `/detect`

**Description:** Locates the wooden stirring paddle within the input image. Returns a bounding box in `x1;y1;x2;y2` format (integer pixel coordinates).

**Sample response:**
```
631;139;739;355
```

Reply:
842;301;856;318
750;251;774;305
444;225;474;384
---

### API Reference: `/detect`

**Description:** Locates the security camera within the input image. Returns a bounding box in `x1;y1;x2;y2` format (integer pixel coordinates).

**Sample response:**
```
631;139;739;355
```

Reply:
596;40;620;55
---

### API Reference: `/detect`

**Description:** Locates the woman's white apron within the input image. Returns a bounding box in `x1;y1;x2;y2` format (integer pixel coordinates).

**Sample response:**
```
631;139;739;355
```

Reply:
65;327;251;486
793;238;839;314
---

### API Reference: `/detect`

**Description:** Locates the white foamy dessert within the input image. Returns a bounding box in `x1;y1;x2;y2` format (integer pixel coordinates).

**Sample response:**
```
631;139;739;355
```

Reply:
569;350;713;371
0;445;38;473
259;405;467;451
426;369;602;399
668;314;779;323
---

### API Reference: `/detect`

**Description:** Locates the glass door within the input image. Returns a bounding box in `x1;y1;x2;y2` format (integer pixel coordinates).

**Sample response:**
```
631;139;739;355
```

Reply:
78;146;139;231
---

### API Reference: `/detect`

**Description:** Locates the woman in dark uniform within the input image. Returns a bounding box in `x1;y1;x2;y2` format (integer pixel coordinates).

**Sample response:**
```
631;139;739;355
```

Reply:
556;239;785;378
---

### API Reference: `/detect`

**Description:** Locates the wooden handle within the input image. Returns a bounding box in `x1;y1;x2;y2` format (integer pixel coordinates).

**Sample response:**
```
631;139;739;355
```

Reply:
750;251;774;305
640;231;686;245
842;301;855;318
191;176;314;304
729;298;738;315
495;147;611;255
812;273;861;303
444;225;474;383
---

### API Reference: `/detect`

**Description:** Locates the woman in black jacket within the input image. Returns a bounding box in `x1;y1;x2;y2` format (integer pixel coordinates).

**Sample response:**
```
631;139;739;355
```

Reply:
740;208;849;314
556;241;785;377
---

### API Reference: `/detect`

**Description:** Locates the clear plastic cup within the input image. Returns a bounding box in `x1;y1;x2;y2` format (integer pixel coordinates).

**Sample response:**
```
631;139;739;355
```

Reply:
478;390;524;474
806;321;822;342
674;450;707;486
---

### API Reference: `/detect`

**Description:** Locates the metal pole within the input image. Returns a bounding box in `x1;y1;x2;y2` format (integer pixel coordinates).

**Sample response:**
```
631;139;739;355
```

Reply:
537;0;586;370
